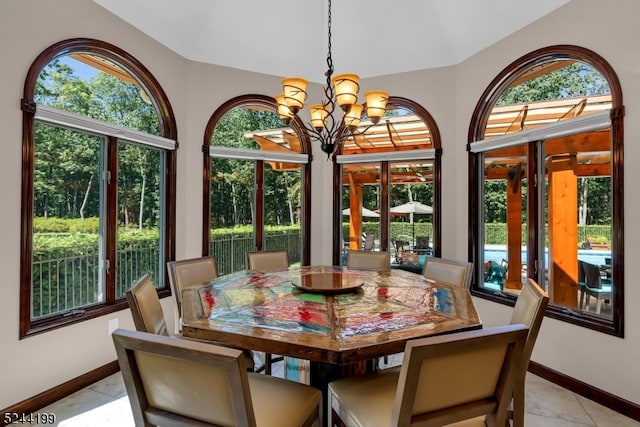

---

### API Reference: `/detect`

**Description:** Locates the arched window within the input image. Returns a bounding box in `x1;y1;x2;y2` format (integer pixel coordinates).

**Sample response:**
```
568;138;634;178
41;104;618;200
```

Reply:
468;45;624;336
333;97;442;268
203;95;312;273
20;38;177;337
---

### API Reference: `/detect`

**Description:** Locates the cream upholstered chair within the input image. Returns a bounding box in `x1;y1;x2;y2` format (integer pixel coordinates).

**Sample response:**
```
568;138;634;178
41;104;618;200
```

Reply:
125;274;169;336
126;274;255;371
422;256;473;288
347;250;390;270
328;324;528;427
245;250;289;374
508;278;549;424
112;328;321;427
167;256;218;319
246;249;290;272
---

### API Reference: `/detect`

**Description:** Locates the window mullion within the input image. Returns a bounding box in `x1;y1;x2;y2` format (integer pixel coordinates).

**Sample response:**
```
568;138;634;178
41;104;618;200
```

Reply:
104;136;119;303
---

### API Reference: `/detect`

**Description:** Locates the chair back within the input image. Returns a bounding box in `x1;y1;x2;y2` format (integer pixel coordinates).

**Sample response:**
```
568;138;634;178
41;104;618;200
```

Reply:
422;256;473;288
510;278;549;366
246;249;290;272
582;262;603;289
167;256;218;317
363;234;375;251
391;324;528;426
347;250;390;270
395;240;410;253
112;328;256;426
125;274;168;336
415;236;430;250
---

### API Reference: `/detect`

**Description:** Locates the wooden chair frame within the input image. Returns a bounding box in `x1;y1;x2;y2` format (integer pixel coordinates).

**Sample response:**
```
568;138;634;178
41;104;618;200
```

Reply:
329;324;529;427
509;278;549;424
113;328;255;426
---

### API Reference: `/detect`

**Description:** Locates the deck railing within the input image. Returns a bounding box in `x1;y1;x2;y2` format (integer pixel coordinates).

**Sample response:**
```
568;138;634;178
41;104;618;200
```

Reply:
32;232;301;319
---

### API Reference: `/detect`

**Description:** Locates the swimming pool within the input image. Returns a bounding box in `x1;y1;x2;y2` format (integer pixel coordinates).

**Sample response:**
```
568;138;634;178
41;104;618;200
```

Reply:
484;245;610;267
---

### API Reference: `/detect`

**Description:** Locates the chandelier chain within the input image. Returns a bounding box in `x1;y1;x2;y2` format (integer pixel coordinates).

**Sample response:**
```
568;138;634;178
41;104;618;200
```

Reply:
326;0;334;79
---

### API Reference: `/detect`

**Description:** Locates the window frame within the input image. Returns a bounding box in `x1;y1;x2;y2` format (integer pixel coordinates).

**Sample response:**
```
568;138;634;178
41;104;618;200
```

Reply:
202;94;312;266
332;96;443;264
20;38;177;338
467;45;624;337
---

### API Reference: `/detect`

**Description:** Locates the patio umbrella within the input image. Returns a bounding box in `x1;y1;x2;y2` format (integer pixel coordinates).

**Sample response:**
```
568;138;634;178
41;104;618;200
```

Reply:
390;201;433;242
342;207;380;218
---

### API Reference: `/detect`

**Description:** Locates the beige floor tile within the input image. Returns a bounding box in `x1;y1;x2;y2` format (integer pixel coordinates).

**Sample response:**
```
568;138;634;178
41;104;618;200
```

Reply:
27;371;639;427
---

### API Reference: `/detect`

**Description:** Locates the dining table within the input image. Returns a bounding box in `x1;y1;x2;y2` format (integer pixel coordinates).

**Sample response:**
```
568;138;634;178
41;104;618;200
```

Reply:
181;265;481;425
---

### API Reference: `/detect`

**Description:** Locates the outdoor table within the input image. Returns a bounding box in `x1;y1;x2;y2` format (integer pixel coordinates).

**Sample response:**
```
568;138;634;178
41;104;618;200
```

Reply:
181;265;481;426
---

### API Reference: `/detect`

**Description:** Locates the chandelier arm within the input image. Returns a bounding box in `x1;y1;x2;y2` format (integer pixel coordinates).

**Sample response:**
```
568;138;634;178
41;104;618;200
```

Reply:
276;0;388;157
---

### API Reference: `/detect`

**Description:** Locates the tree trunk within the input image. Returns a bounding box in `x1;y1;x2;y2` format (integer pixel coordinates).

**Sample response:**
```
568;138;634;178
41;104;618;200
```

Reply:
138;174;146;230
79;174;93;220
231;183;238;223
284;174;294;225
578;177;588;225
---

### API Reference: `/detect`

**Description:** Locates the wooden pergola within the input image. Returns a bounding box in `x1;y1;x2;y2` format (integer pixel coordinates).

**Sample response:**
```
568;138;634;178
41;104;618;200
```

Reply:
482;94;612;309
245;93;611;304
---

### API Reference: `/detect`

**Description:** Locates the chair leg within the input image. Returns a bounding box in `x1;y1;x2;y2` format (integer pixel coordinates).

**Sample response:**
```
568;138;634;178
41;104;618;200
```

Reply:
265;353;272;375
331;408;347;427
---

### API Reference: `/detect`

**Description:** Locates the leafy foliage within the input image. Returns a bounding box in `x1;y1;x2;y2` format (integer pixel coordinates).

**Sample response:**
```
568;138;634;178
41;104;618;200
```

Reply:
497;62;610;105
209;107;301;228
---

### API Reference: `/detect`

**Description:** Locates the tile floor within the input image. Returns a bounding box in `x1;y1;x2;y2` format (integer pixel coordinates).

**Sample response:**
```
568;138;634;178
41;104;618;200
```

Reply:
29;357;638;427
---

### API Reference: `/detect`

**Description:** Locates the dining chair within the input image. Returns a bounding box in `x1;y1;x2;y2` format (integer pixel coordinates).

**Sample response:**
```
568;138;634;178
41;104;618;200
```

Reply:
245;249;288;374
167;256;218;320
126;274;255;371
347;250;390;270
246;249;290;272
422;256;474;288
508;278;549;425
112;328;322;427
125;274;169;336
328;324;529;427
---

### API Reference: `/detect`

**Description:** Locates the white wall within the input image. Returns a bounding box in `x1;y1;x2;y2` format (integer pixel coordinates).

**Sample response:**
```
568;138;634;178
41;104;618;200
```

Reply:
456;0;640;404
1;0;639;410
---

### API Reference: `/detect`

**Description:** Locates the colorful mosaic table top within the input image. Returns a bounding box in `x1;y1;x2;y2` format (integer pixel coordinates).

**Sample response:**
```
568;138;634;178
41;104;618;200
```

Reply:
181;266;481;365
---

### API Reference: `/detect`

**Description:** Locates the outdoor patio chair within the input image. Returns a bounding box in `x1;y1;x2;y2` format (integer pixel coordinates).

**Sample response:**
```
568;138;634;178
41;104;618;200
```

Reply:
414;235;431;254
579;261;612;314
328;324;529;427
112;328;321;427
394;239;411;263
363;234;375;251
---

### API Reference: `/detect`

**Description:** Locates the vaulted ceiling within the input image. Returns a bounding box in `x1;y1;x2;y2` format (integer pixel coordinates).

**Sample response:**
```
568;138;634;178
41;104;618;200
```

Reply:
94;0;569;82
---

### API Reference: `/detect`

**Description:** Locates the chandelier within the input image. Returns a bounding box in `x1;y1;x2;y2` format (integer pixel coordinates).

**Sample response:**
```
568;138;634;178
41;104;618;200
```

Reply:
275;0;389;157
